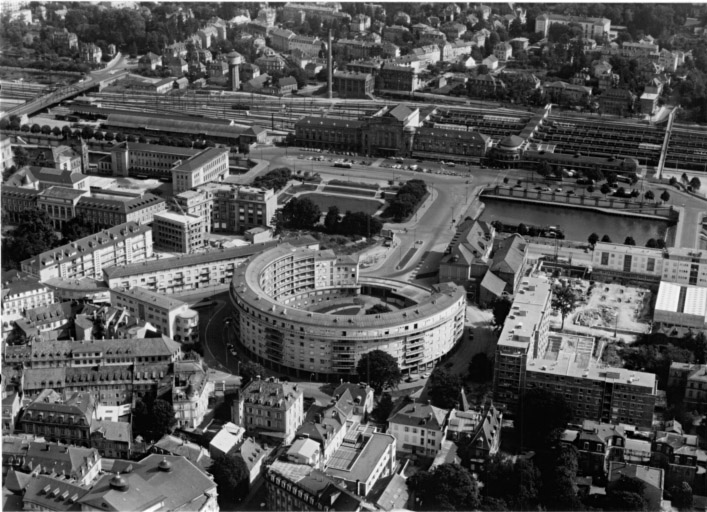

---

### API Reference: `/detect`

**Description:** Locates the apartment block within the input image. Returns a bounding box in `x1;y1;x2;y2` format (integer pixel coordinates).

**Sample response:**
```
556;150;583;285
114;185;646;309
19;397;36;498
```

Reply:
333;71;375;99
492;277;656;426
175;189;214;233
535;13;611;39
103;237;318;293
199;183;278;233
109;142;199;178
75;191;167;228
110;286;199;342
1;273;55;323
592;243;707;286
172;147;229;193
152;211;205;254
1;186;40;223
21;222;153;282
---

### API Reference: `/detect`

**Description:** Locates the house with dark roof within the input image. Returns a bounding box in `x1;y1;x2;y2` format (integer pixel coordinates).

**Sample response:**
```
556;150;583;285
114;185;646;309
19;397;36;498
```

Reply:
90;420;132;459
295;390;357;463
14;301;74;339
387;402;449;457
332;383;375;420
152;434;212;471
139;52;162;70
446;393;502;471
18;391;97;447
267;460;369;511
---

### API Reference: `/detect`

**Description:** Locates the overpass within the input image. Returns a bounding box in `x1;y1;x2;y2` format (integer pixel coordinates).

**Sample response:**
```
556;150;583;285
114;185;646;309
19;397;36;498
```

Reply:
1;71;129;120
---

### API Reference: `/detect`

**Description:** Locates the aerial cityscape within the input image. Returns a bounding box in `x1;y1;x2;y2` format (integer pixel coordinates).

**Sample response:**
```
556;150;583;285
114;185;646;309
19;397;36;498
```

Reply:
1;1;707;511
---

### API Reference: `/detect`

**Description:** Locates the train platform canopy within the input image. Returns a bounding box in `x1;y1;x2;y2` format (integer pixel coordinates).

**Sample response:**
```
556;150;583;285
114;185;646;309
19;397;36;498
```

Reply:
103;112;260;140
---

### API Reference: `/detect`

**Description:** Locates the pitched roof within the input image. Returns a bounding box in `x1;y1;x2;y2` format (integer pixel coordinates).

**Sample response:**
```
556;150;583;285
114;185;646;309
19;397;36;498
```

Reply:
388;403;448;430
388;104;414;121
490;234;526;275
480;270;507;297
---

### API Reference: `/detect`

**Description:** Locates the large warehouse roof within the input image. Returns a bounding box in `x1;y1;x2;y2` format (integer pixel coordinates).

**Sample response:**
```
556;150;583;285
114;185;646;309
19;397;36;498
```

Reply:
655;281;707;317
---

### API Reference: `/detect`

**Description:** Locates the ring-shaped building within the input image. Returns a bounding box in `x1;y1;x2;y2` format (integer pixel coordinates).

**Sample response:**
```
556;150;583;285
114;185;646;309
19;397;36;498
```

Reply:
229;244;467;380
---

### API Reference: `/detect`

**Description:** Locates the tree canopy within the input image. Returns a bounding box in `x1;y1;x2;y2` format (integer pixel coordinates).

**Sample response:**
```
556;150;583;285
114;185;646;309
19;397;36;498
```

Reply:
133;398;176;442
356;350;402;393
239;361;266;386
210;454;250;505
551;281;579;331
2;209;60;269
491;297;512;330
516;388;573;450
252;167;292;191
279;197;321;230
427;368;463;409
61;216;101;244
408;463;480;511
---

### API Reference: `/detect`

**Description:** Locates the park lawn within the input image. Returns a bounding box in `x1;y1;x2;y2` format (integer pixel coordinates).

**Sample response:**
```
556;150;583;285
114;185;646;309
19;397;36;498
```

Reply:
299;193;383;215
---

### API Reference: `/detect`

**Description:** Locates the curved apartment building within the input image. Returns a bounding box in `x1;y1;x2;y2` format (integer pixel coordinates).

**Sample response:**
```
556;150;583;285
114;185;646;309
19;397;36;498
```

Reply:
230;244;467;380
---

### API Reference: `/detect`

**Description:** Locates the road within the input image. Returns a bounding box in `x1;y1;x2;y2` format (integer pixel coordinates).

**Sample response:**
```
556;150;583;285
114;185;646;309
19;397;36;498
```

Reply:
256;147;517;277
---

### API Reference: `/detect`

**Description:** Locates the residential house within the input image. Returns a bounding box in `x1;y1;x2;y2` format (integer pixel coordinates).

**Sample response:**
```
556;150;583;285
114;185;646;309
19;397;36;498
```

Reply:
172;358;213;430
494;42;512;62
232;377;304;444
387;402;449;457
139;52;162;71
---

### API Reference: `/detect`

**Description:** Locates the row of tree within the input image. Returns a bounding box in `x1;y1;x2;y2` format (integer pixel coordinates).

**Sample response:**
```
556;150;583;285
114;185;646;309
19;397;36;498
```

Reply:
588;232;667;249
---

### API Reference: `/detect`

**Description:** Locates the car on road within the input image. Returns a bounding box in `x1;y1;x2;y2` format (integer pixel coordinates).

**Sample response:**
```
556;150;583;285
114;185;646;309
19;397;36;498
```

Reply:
422;372;430;379
555;187;562;192
405;375;418;382
534;186;543;191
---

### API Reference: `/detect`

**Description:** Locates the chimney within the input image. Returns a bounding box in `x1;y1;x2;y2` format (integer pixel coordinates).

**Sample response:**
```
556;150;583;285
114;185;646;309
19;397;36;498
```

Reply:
327;29;333;99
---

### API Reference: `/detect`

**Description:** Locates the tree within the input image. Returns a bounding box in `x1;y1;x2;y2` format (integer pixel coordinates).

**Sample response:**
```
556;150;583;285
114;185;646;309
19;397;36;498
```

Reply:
12;146;29;168
690;177;701;190
81;126;94;139
468;353;492;382
491;296;512;329
324;205;340;233
646;238;658;248
602;234;612;243
480;455;541;511
606;476;648;511
588;232;599;245
516;388;572;450
538;444;582;511
644;190;655;201
408;463;480;511
239;361;266;385
51;126;61;137
151;399;177;438
670;482;693;511
365;303;392;315
600;183;611;195
41;125;51;135
61;216;101;243
552;281;579;331
252;167;292;191
660;190;670;202
669;176;678;187
356;350;402;393
2;209;60;269
339;211;383;237
93;131;104;141
280;197;321;230
211;454;250;505
624;236;636;245
427;368;463;409
371;392;394;423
